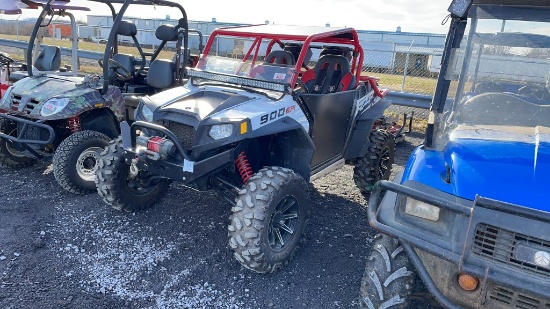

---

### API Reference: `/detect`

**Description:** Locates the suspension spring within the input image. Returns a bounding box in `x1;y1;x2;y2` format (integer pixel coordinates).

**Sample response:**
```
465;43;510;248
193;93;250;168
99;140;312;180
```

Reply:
68;116;82;133
235;151;253;184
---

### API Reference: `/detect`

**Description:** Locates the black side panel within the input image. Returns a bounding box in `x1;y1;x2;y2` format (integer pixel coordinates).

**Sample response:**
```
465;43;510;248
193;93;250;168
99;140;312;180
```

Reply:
299;91;355;168
265;128;314;182
344;98;390;159
81;108;120;139
245;118;315;181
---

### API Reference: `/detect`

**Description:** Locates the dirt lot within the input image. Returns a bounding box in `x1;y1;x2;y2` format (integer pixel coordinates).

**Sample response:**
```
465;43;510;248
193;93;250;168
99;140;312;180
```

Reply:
0;130;444;309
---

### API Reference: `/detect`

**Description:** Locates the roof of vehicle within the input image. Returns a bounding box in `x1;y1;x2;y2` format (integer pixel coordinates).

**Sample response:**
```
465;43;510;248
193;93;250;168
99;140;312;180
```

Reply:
89;0;184;5
0;0;38;14
212;24;358;42
0;0;91;12
29;0;90;11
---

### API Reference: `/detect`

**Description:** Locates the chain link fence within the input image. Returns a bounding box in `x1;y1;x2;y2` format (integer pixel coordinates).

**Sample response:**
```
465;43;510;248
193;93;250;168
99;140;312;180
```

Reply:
361;48;441;96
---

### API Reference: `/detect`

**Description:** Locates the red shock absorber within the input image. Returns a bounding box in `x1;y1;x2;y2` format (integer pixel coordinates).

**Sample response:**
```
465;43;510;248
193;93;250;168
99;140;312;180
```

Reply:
235;151;253;184
68;116;82;133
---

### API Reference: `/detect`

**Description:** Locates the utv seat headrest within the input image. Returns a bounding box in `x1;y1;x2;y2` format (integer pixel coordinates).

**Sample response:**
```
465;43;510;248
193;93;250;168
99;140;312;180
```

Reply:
283;43;312;65
117;20;137;36
155;25;179;42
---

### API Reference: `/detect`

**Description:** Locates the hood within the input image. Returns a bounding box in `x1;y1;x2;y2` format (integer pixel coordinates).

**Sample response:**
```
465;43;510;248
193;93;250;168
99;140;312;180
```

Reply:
444;126;550;212
2;75;124;120
157;87;258;121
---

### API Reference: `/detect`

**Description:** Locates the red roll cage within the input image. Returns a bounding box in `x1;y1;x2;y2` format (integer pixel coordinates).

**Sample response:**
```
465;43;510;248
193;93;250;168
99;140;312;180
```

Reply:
200;24;367;92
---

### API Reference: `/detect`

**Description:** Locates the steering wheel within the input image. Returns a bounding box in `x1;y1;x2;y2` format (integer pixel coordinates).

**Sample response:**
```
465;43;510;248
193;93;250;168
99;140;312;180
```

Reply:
98;58;132;81
0;53;14;66
518;85;550;101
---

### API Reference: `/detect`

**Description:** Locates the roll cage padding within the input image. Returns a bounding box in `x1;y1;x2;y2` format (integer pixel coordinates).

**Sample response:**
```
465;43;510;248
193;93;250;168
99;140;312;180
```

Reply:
302;55;354;94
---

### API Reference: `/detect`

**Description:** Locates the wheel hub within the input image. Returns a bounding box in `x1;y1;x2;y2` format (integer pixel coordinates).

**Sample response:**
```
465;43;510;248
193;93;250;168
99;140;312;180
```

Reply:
76;147;103;181
268;195;299;251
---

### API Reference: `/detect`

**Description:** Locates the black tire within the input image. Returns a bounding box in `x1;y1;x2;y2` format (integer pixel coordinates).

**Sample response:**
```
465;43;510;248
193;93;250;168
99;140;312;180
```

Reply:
228;166;308;273
353;130;395;197
95;136;171;211
0;119;36;168
360;234;415;309
53;130;110;195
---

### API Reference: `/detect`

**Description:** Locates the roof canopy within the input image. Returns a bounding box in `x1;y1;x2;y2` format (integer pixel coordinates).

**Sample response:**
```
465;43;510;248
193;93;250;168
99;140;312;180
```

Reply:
0;0;38;14
29;0;90;11
212;24;358;45
0;0;91;13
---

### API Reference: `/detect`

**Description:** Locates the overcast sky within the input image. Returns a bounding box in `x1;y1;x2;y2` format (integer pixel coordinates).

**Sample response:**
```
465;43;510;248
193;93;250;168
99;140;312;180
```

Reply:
10;0;452;34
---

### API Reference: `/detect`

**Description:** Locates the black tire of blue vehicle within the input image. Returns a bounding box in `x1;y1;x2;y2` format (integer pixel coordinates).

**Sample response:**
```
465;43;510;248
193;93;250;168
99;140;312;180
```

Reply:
0;119;36;168
228;167;308;273
360;234;415;309
53;130;110;195
353;129;395;198
94;136;171;211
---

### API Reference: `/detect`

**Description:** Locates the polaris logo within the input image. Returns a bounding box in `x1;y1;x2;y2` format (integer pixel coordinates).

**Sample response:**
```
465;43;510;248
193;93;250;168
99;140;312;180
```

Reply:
534;251;550;268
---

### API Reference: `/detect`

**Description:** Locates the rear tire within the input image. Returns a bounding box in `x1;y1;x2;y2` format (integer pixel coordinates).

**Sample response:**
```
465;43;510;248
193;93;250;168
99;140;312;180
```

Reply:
228;167;308;273
0;119;36;168
353;130;395;198
95;136;170;211
53;130;110;195
359;234;415;309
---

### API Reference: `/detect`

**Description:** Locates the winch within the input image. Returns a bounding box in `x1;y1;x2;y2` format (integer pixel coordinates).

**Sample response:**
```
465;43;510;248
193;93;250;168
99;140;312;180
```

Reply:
136;135;177;159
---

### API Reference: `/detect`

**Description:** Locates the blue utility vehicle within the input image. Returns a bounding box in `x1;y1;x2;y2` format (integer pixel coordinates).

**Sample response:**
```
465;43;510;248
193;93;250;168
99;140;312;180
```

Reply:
361;1;550;308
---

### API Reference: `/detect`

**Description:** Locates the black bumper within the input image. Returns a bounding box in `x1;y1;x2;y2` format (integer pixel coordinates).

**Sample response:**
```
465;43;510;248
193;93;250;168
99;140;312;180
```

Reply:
120;121;234;184
0;113;55;157
368;176;550;309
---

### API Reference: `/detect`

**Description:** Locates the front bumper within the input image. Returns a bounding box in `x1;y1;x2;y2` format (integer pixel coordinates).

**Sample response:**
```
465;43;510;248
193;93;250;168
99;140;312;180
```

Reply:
120;121;234;185
0;113;55;158
368;176;550;309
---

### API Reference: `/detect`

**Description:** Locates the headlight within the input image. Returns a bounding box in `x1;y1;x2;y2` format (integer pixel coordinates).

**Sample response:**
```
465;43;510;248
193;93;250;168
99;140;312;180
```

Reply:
0;86;13;108
140;104;154;122
209;124;233;140
40;98;70;117
404;197;441;221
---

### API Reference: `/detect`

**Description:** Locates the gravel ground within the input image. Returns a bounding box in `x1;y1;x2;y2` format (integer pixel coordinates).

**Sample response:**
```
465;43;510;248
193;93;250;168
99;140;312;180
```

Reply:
0;129;445;309
1;44;442;307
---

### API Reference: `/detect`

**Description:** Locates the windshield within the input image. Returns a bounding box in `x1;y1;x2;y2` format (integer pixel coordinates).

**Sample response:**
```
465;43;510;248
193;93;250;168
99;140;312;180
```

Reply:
191;36;299;90
435;5;550;146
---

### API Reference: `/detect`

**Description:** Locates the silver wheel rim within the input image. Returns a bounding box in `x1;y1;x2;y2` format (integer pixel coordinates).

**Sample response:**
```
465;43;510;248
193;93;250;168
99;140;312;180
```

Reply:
76;147;103;182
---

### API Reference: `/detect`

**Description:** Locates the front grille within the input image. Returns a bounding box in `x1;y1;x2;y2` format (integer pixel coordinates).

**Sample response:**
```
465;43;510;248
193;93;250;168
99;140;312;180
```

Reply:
472;224;550;279
489;286;550;309
24;98;40;114
16;121;49;143
10;94;21;112
166;122;196;150
10;94;40;114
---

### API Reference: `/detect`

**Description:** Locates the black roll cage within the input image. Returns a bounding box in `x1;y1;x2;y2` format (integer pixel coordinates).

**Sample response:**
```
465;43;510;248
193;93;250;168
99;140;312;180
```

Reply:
100;0;190;95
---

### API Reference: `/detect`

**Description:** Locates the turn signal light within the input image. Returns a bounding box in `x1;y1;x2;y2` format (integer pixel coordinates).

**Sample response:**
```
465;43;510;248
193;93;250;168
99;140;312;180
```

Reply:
458;273;479;291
